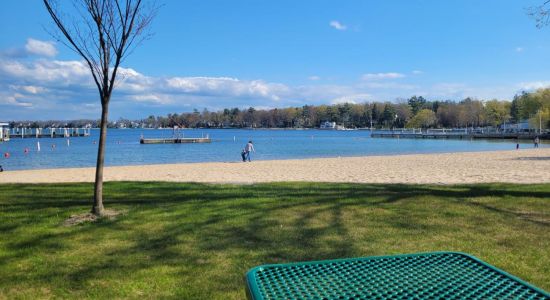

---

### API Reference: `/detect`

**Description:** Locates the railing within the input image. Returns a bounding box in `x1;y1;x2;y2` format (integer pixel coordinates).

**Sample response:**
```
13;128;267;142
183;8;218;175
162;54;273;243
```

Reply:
7;127;91;139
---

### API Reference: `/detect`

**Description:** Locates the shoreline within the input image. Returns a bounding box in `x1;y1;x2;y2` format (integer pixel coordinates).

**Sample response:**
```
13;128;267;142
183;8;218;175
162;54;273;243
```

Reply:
1;149;549;184
1;146;546;172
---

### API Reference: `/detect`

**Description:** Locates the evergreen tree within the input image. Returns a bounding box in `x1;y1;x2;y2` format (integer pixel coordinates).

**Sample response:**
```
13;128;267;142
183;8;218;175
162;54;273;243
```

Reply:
408;95;427;115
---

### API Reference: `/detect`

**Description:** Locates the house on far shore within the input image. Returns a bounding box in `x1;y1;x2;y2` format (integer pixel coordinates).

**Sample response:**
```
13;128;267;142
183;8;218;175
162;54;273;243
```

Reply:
0;122;9;142
500;120;530;132
320;121;337;129
320;121;346;130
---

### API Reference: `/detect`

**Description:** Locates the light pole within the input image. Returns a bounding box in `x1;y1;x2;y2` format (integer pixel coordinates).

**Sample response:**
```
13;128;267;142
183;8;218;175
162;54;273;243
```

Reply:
539;109;543;134
370;109;373;130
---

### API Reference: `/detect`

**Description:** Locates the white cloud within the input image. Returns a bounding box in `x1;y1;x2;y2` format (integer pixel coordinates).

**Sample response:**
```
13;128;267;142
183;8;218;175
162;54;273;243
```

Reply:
360;82;417;90
165;77;288;101
9;85;47;94
1;95;33;107
1;53;525;119
0;56;292;105
515;47;524;53
361;72;405;80
0;59;91;86
131;94;173;104
331;94;371;104
25;38;58;57
518;81;550;90
412;70;424;75
116;67;153;92
329;20;347;31
0;39;534;119
22;86;45;94
253;106;276;110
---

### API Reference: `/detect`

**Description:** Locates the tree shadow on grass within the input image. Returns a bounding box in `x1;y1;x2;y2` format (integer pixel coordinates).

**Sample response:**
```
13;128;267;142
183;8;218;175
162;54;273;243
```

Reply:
0;182;548;297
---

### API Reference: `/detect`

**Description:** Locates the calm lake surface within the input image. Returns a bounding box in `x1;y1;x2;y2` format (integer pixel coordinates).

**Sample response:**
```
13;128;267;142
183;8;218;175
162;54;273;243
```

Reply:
0;128;541;171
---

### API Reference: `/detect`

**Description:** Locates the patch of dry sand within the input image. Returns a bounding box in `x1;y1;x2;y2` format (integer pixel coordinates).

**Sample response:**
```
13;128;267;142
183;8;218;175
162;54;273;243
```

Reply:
1;149;549;184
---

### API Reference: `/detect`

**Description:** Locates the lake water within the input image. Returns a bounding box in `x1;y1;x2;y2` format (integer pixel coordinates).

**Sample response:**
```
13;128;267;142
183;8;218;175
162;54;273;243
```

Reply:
0;128;541;171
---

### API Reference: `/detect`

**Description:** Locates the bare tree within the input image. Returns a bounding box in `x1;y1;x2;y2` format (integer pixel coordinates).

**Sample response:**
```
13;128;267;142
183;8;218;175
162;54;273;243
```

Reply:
43;0;157;216
528;1;550;28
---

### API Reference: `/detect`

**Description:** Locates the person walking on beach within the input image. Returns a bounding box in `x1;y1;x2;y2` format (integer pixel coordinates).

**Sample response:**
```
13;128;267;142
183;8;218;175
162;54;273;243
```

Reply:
244;140;255;162
534;136;540;148
241;148;247;162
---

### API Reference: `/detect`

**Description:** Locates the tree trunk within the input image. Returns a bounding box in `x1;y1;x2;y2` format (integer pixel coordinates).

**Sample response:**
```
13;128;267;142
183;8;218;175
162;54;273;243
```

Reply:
92;98;109;216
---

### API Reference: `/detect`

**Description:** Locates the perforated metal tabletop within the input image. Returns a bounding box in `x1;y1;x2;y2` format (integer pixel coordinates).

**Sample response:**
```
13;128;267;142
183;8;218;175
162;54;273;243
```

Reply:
245;252;549;300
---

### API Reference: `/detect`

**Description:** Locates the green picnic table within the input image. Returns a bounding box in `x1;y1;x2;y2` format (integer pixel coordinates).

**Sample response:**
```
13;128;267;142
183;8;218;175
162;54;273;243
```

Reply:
245;252;549;300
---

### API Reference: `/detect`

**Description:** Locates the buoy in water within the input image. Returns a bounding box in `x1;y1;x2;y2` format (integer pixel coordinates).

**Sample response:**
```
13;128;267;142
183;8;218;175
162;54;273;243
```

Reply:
24;148;29;154
4;152;9;158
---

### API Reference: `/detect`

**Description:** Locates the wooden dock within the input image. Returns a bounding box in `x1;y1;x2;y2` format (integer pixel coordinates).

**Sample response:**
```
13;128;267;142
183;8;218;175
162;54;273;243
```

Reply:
3;127;91;140
140;137;212;144
371;132;550;140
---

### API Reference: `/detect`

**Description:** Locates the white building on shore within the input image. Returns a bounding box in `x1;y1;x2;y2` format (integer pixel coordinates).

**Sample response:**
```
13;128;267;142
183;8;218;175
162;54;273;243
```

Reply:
320;121;337;129
320;121;346;130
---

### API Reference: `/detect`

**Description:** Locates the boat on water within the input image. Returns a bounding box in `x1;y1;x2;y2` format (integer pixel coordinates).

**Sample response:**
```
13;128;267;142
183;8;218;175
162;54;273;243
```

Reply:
319;121;347;130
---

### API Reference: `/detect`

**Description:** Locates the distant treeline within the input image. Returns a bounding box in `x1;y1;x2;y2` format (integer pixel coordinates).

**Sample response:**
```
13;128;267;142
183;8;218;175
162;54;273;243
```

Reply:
139;89;550;130
8;89;550;130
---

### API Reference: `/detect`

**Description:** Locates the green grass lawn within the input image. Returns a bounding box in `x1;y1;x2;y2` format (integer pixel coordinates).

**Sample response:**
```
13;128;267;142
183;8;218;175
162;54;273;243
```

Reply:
0;182;548;299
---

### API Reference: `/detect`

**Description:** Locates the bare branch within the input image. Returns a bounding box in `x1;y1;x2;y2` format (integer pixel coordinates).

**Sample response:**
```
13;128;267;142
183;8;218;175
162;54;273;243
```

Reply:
527;1;550;28
44;0;157;102
43;0;157;216
43;0;103;95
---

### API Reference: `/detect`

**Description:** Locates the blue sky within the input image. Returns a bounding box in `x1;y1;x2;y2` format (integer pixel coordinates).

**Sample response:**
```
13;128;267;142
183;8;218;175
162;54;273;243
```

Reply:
1;0;550;120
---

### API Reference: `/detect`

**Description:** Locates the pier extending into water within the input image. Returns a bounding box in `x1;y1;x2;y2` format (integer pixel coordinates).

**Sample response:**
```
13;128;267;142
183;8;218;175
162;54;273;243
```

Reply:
371;129;549;140
1;127;91;141
140;137;211;144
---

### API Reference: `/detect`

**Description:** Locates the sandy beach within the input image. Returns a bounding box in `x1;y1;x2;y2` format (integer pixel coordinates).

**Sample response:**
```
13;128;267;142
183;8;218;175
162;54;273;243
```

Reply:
1;149;549;184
